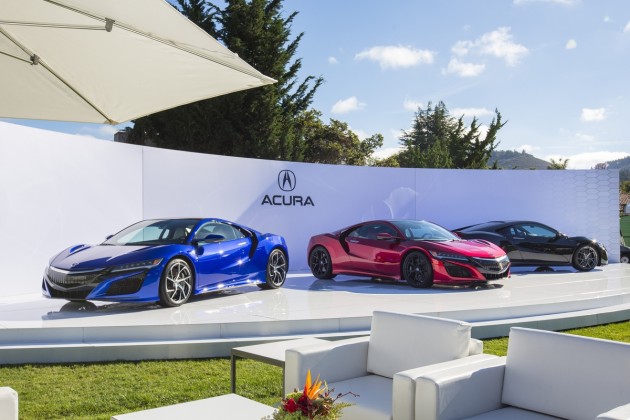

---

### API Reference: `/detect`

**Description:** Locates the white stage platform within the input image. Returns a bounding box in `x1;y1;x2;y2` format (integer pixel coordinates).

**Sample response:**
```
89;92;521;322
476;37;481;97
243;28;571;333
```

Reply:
0;264;629;364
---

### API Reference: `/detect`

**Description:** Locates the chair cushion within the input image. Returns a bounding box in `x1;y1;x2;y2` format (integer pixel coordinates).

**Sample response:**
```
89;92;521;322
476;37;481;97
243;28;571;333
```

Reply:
367;311;471;378
0;387;18;420
464;406;563;420
328;375;392;420
502;328;630;420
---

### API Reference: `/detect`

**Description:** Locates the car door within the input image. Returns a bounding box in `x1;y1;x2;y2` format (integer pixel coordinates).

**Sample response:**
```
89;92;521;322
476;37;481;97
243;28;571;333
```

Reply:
192;221;251;287
344;222;400;277
508;223;571;264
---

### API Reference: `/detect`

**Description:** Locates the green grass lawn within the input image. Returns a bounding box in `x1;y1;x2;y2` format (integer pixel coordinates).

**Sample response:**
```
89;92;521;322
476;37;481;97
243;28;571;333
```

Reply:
1;321;629;419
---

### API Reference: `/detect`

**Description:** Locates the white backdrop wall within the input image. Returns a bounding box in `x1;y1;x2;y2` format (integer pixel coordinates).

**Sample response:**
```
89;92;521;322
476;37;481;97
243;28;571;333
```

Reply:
0;122;620;297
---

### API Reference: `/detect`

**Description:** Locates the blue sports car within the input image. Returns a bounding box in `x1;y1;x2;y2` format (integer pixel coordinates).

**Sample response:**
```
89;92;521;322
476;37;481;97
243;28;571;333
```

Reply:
42;218;289;307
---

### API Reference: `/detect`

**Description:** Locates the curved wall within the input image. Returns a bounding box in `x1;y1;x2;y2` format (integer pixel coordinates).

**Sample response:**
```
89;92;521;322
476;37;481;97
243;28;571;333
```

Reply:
0;122;620;297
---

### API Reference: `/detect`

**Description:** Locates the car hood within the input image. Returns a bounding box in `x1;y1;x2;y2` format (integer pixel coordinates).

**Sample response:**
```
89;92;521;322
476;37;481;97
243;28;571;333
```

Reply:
428;239;506;259
50;244;172;271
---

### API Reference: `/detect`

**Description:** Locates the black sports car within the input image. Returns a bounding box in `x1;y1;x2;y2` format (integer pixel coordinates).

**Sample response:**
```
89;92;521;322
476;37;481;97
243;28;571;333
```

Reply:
454;221;608;271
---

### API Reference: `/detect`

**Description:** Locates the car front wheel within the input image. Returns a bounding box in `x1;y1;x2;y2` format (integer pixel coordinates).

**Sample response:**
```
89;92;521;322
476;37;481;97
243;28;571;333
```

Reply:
258;248;288;289
621;254;630;264
403;251;433;288
572;245;599;271
309;246;335;280
159;258;193;307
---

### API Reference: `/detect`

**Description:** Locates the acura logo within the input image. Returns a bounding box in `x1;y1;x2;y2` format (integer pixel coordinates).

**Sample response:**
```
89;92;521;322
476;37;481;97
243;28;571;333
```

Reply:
278;170;296;192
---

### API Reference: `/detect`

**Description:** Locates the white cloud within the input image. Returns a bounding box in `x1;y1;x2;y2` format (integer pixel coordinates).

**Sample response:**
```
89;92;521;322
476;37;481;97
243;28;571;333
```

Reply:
517;144;540;153
372;146;403;160
350;127;368;140
328;56;338;65
565;39;577;50
580;107;606;122
575;132;596;142
452;27;528;66
603;16;610;23
99;125;119;137
443;58;486;77
403;99;423;112
451;107;494;118
514;0;576;5
331;96;366;114
624;21;630;33
546;151;630;169
355;45;435;69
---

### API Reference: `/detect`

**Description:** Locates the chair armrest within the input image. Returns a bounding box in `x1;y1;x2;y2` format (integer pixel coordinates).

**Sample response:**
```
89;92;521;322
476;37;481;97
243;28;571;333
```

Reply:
469;338;483;355
415;356;507;420
392;354;498;420
0;387;18;420
284;336;370;395
597;403;630;420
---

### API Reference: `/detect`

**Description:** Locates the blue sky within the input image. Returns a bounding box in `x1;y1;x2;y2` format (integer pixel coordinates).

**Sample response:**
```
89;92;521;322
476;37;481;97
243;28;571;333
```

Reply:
5;0;630;169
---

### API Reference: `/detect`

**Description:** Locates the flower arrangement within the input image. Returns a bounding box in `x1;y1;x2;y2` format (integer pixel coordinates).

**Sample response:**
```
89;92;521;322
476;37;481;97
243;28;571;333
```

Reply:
265;370;356;419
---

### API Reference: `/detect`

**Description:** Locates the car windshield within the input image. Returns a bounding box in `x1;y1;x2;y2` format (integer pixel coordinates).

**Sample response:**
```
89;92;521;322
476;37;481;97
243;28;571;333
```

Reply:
391;220;459;241
103;219;201;246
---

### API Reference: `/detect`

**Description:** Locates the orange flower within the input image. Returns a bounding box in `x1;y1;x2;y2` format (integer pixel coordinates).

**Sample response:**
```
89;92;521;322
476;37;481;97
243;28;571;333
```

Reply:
303;369;324;400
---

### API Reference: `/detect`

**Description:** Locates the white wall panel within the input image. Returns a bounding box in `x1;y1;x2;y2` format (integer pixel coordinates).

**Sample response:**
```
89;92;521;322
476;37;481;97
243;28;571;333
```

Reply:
0;122;620;298
0;122;143;296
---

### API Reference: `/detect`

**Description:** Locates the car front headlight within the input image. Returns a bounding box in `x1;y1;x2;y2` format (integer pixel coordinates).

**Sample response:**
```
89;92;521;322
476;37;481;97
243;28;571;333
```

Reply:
111;258;163;273
429;251;469;261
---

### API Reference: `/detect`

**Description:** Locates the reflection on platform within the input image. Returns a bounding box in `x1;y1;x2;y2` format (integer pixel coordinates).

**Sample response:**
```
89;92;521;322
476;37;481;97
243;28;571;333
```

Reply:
0;264;628;364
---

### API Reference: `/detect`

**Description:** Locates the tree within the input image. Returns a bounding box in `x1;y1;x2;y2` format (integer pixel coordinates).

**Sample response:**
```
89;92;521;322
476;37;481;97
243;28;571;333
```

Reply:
128;0;323;160
295;110;383;165
547;158;569;170
396;101;505;169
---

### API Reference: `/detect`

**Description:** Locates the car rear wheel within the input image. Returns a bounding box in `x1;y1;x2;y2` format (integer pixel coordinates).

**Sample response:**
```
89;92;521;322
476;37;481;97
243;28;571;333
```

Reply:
309;246;335;279
159;258;193;307
621;254;630;264
258;249;288;289
572;245;598;271
403;251;433;288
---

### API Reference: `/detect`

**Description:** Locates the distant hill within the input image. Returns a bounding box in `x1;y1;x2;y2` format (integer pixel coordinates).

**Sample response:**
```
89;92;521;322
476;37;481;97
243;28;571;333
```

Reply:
488;150;550;170
605;156;630;182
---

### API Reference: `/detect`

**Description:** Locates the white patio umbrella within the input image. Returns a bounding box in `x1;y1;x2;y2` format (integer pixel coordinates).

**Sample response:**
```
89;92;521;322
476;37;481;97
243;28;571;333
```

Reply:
0;0;276;124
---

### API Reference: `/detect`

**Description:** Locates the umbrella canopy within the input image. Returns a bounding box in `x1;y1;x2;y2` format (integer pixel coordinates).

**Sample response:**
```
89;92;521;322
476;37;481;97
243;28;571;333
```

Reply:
0;0;275;124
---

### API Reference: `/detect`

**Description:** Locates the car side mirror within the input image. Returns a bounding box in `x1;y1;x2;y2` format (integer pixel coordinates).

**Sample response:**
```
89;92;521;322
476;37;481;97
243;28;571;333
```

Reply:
193;234;225;246
105;234;113;240
376;232;400;241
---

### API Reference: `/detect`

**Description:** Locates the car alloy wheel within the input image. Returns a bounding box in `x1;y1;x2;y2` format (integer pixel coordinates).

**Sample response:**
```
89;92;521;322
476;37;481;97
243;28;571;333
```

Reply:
572;245;598;271
621;255;629;264
309;246;334;279
259;249;288;289
160;258;193;307
403;251;433;288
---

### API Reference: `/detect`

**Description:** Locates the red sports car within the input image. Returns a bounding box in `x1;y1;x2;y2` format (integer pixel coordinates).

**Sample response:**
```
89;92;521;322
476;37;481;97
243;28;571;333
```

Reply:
308;220;510;288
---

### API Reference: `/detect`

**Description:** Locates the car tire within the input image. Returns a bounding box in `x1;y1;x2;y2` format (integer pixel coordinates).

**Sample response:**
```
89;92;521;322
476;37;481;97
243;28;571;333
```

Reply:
402;251;433;288
621;254;630;264
309;246;335;280
258;248;288;289
159;258;193;307
572;244;599;271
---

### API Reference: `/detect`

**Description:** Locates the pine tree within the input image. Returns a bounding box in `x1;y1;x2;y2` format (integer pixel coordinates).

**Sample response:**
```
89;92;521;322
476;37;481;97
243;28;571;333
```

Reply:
129;0;322;160
396;101;505;169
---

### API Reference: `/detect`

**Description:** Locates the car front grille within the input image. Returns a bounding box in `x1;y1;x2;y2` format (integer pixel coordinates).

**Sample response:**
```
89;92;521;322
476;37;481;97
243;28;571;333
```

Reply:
46;267;105;288
471;256;510;273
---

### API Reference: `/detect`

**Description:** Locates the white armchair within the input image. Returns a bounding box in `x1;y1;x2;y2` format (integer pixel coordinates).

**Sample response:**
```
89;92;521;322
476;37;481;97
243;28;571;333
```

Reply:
284;311;496;420
0;387;18;420
414;327;630;420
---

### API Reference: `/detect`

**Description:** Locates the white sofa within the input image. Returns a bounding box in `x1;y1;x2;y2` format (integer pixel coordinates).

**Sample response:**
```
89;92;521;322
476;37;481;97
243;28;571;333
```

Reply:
0;387;18;420
284;311;497;420
414;327;630;420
